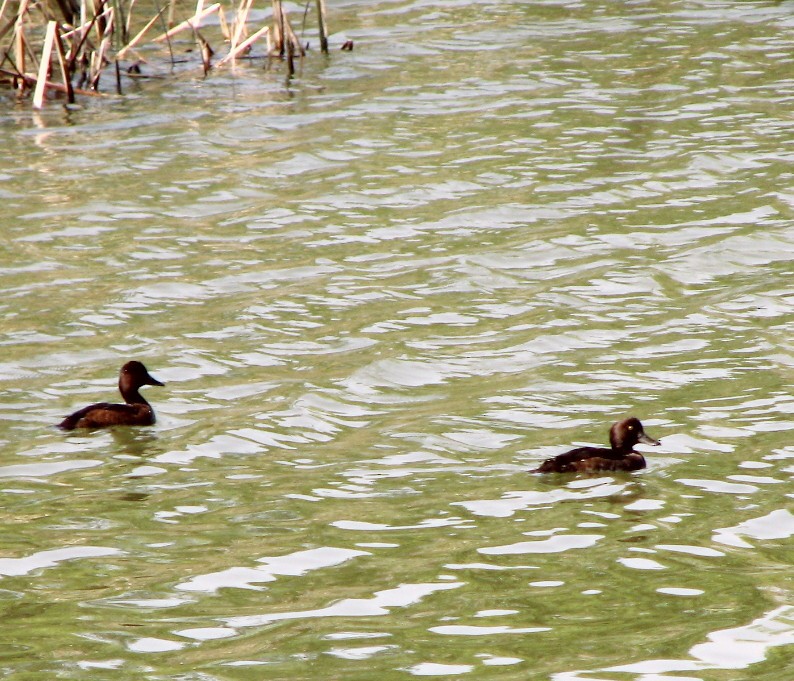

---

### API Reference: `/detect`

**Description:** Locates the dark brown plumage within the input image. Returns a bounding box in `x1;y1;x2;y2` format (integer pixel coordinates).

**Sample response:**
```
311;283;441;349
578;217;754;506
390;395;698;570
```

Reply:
58;361;164;430
533;417;660;473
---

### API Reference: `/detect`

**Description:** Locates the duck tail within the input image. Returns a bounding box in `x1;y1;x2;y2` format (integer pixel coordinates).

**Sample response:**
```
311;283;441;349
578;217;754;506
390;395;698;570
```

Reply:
58;414;78;430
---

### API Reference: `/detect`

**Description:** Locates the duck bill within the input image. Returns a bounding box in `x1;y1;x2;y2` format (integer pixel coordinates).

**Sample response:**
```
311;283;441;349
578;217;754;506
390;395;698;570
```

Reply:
638;432;660;446
146;374;165;387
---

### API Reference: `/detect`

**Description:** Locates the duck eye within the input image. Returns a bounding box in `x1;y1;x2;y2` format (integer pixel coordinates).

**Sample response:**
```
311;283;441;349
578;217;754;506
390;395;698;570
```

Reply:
627;425;634;430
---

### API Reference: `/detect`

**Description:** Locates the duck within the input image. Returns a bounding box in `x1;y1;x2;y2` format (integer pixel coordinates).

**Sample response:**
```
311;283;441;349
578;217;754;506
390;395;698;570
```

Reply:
58;361;164;430
533;417;660;473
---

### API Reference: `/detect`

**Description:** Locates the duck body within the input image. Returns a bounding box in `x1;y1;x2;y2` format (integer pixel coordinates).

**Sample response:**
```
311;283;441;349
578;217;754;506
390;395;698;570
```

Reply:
58;361;164;430
533;417;660;473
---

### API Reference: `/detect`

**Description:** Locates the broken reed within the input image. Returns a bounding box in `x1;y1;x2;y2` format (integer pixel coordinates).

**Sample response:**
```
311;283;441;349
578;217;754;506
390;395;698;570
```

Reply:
0;0;332;107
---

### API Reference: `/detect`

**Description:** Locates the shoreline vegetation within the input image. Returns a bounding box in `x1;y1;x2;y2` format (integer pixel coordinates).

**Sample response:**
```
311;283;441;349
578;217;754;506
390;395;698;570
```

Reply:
0;0;342;108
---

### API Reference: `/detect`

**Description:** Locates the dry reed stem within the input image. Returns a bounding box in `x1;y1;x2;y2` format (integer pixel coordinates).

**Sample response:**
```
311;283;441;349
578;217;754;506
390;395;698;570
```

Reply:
282;10;303;56
271;0;282;53
153;2;219;43
167;0;177;29
125;0;138;39
191;25;212;74
229;0;253;55
0;0;16;44
33;19;56;107
0;66;102;96
52;24;75;103
15;0;31;89
218;7;229;40
315;0;327;53
91;0;110;43
59;13;99;40
2;0;333;105
88;6;113;88
216;24;267;66
91;31;113;88
116;6;167;59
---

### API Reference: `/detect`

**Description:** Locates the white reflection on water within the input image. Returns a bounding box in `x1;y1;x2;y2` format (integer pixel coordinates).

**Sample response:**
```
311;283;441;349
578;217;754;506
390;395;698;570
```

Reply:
713;509;794;549
480;534;603;556
555;606;794;679
676;478;758;495
656;587;704;596
333;518;473;531
655;544;724;558
406;662;475;676
613;606;794;675
224;582;463;629
177;547;369;593
444;563;538;572
456;481;628;517
429;624;550;635
616;557;666;571
0;546;122;577
0;459;101;478
174;627;236;641
127;637;184;653
327;644;398;660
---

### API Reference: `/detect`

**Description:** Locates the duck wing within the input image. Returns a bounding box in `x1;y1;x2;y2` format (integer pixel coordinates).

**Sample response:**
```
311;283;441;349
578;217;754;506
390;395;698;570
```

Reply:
533;446;614;473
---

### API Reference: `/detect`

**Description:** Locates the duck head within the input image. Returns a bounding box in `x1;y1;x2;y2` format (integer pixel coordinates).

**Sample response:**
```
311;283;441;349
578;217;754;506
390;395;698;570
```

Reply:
609;417;660;452
119;361;164;394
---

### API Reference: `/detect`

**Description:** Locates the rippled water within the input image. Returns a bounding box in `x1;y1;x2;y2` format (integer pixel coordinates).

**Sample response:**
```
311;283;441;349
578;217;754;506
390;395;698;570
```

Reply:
1;0;793;678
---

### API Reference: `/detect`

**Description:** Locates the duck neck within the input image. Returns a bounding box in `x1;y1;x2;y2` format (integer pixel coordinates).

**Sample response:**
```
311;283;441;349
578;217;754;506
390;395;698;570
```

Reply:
120;383;150;407
609;433;633;454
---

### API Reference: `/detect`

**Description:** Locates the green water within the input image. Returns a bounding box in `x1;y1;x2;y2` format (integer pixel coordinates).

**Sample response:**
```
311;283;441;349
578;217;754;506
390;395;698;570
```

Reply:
0;0;792;679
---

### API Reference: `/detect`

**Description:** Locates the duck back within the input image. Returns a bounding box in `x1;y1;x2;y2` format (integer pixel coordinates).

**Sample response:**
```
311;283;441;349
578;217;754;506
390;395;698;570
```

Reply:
534;447;646;473
59;402;156;430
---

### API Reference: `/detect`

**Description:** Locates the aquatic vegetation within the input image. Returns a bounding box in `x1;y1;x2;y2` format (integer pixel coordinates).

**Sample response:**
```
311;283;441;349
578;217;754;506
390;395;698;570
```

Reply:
0;0;332;107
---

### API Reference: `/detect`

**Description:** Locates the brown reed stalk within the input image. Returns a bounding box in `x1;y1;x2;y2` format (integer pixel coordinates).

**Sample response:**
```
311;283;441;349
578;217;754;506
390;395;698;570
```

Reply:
191;26;212;75
0;66;101;96
166;0;177;28
89;5;113;89
271;0;283;54
15;0;31;92
273;4;303;77
315;0;327;53
282;9;303;57
93;1;114;43
92;0;108;39
0;0;18;44
61;5;105;72
52;21;75;102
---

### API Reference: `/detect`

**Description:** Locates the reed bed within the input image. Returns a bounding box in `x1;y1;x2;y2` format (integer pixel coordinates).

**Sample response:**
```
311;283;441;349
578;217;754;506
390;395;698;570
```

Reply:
0;0;334;107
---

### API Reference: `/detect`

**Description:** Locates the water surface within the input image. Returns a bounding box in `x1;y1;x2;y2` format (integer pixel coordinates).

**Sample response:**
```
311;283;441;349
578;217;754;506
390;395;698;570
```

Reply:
1;0;793;679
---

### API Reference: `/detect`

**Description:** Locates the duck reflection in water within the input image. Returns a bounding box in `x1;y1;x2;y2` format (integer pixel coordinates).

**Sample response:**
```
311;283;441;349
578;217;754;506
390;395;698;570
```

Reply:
58;361;164;430
533;417;660;473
